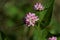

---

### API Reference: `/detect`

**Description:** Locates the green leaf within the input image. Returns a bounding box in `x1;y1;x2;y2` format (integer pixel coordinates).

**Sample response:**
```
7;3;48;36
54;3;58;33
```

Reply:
58;37;60;40
41;29;48;40
36;10;47;22
33;26;41;40
40;0;54;28
42;0;55;8
49;15;60;34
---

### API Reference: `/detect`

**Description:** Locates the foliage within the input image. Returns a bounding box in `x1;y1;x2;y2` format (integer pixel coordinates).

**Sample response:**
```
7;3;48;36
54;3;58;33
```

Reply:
0;0;60;40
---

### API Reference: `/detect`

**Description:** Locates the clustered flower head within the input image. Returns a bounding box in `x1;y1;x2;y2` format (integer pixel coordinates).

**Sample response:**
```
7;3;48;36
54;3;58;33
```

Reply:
24;2;44;26
34;2;44;11
25;12;39;26
48;36;57;40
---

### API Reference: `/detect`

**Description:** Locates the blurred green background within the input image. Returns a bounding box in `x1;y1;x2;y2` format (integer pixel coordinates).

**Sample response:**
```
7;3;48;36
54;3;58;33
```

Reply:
0;0;60;40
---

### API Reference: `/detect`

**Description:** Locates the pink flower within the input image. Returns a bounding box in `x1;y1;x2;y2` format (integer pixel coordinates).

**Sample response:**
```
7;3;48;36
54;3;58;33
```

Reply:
34;2;44;11
25;12;39;26
48;36;57;40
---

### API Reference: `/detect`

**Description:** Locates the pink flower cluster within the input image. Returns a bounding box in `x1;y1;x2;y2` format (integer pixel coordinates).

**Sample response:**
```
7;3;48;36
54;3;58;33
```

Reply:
34;3;44;10
25;12;39;26
48;36;57;40
24;2;44;26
